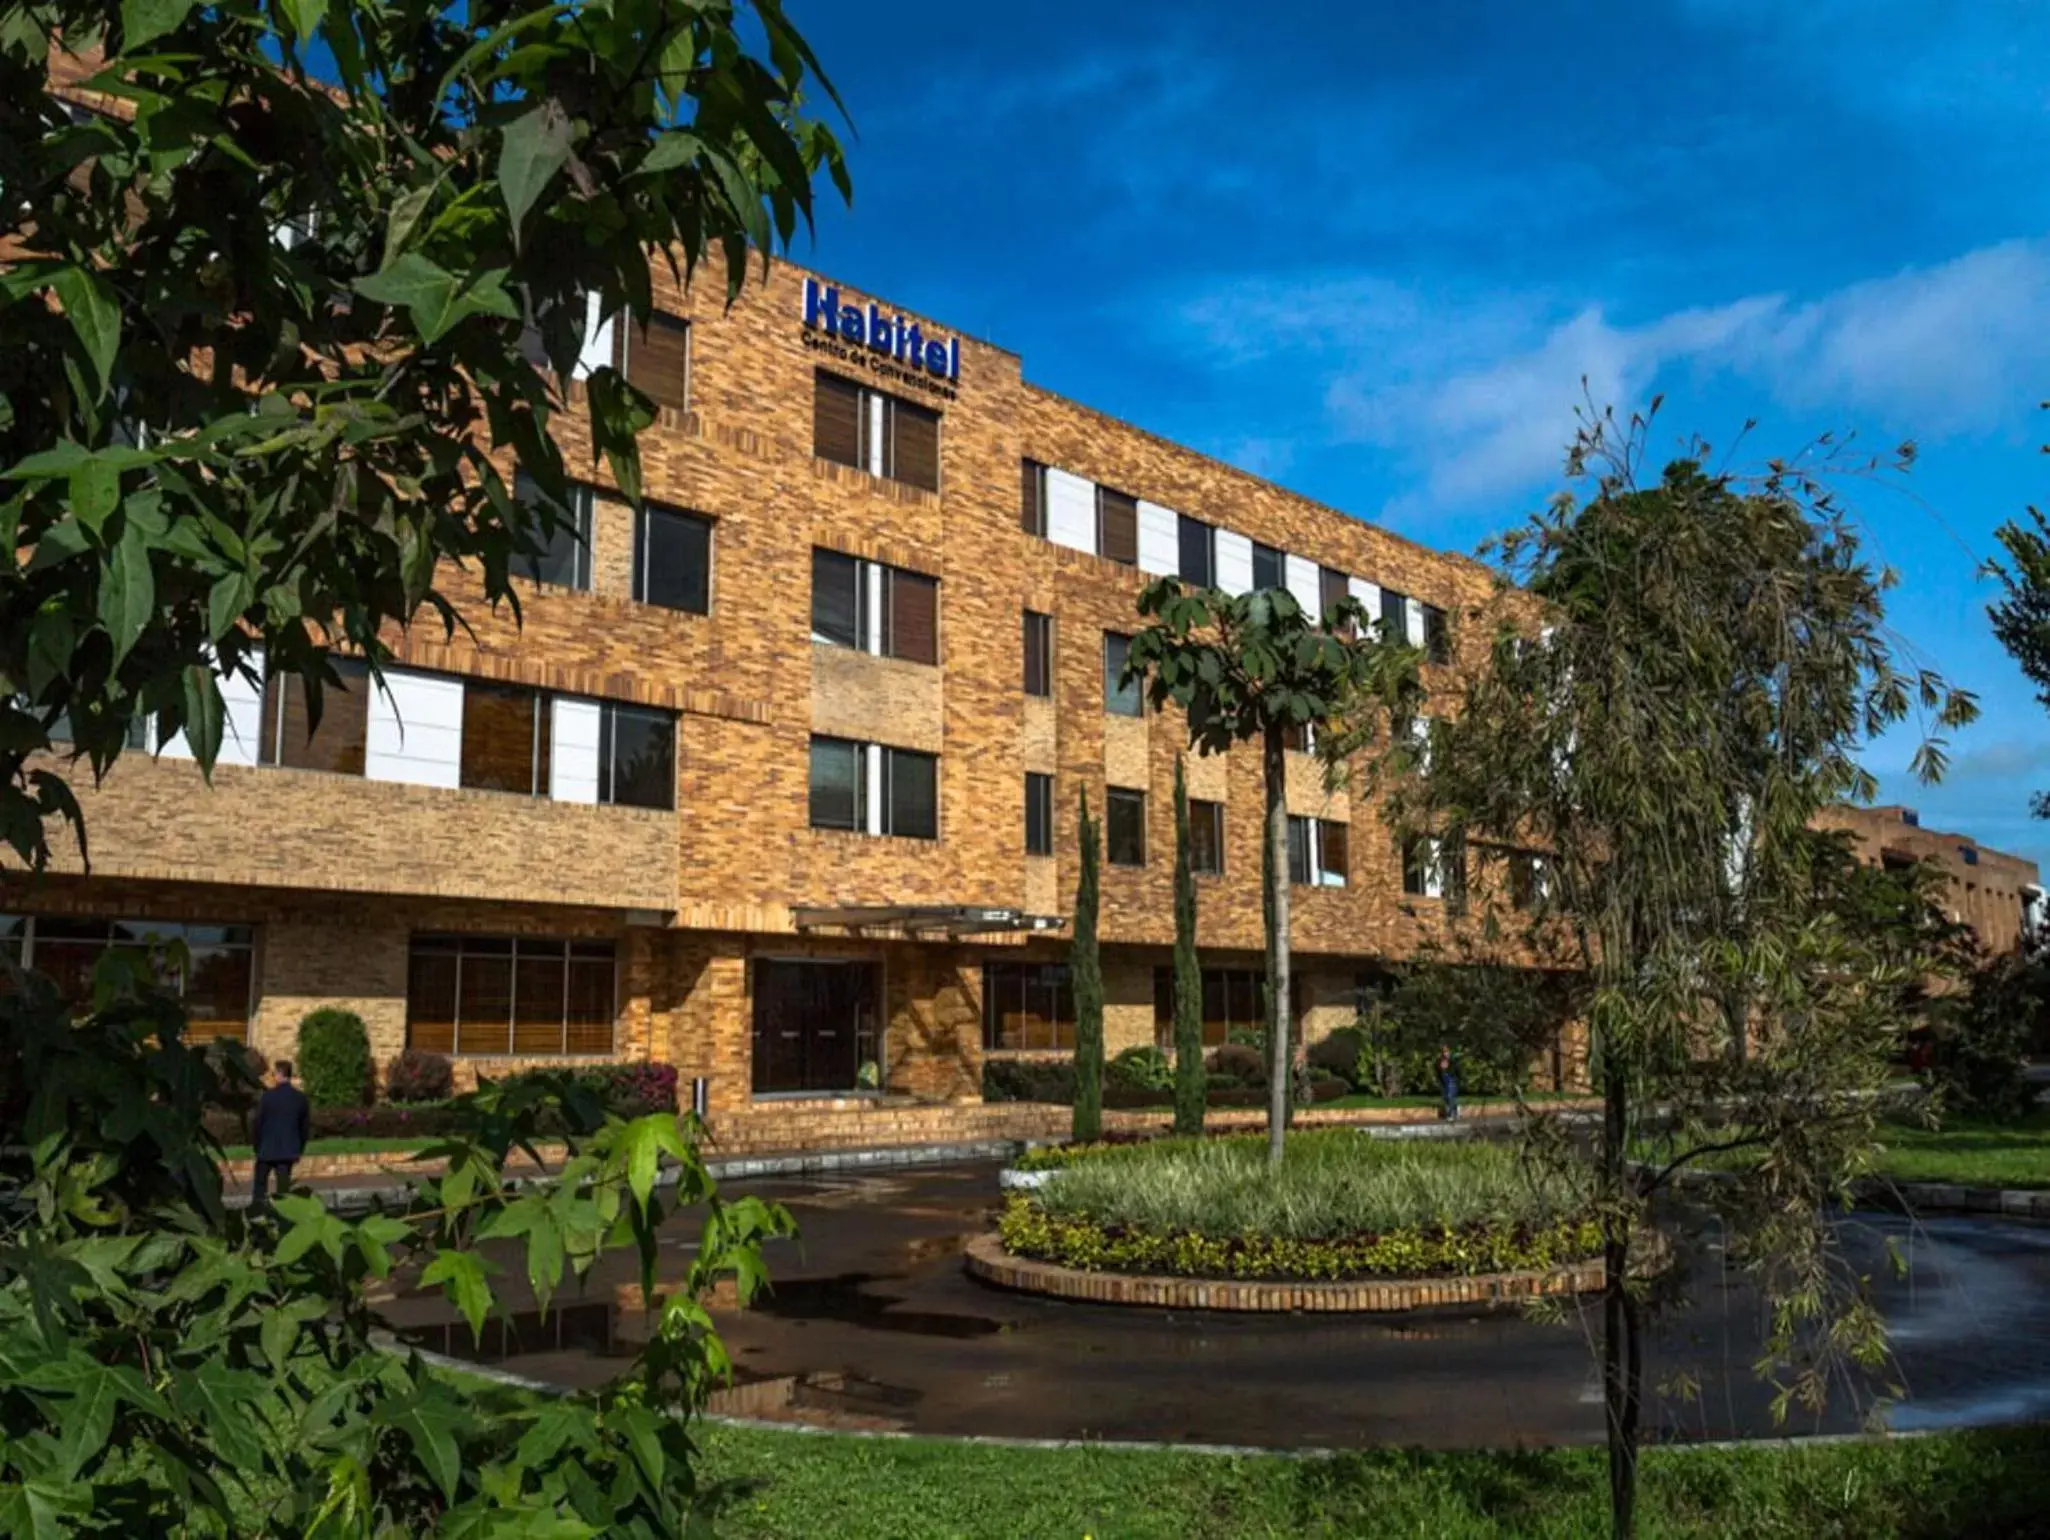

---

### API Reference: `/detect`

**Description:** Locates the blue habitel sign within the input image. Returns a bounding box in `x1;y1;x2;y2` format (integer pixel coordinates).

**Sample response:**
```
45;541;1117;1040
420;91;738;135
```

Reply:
802;278;960;385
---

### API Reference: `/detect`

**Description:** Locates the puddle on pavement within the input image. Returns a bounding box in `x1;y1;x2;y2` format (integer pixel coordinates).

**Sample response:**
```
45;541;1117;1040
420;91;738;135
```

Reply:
750;1271;1006;1338
902;1231;976;1264
403;1300;628;1364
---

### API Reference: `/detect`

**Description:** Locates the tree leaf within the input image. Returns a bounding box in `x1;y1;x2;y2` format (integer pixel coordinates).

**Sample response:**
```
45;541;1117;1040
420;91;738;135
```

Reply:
98;519;155;669
48;266;119;399
207;570;253;641
498;100;574;242
25;604;74;700
0;1480;90;1540
167;1360;267;1471
383;1392;463;1501
380;183;435;271
68;458;120;533
121;0;196;47
278;0;326;43
354;254;457;339
420;1248;495;1340
180;663;223;770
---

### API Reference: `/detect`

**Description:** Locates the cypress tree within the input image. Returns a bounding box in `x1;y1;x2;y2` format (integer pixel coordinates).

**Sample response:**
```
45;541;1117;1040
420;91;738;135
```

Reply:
1172;758;1205;1135
1071;788;1104;1143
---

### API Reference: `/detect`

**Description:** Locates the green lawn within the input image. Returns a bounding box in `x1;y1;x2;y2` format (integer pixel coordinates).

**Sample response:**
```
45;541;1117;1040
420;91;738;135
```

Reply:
1320;1090;1587;1111
692;1421;2050;1539
220;1135;442;1159
1872;1109;2050;1190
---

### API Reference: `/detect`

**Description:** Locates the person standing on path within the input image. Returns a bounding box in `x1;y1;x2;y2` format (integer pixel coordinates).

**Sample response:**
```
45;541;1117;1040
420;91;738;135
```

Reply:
252;1059;311;1210
1437;1043;1459;1122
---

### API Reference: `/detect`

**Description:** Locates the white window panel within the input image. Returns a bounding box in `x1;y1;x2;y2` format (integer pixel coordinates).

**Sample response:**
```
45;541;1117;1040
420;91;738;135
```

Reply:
864;742;884;835
865;392;886;477
1404;596;1427;648
573;292;615;381
1137;500;1179;577
157;646;265;768
550;697;602;804
1348;575;1381;620
1044;467;1097;555
863;561;885;653
1422;837;1446;898
1284;553;1321;617
1215;529;1255;594
365;668;464;789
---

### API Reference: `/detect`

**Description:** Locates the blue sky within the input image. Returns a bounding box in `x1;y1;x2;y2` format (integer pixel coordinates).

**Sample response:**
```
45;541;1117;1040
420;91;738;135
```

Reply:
789;0;2050;864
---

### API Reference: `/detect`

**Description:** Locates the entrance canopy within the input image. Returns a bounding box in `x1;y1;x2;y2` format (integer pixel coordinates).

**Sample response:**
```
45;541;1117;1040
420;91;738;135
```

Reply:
790;904;1066;937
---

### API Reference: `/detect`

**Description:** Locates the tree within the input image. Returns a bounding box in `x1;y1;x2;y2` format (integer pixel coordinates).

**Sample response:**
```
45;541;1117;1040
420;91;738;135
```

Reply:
0;949;792;1531
1388;407;1976;1539
1988;500;2050;819
1126;581;1421;1167
1072;788;1104;1143
0;1;848;868
1171;756;1205;1135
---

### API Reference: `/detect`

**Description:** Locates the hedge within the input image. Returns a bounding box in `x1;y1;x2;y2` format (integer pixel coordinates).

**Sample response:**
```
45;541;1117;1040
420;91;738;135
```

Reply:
995;1194;1602;1283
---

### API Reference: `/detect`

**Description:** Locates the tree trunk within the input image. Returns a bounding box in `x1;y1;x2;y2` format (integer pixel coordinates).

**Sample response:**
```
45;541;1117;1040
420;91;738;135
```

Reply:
1602;1064;1641;1540
1072;789;1104;1144
1172;758;1206;1136
1264;725;1290;1170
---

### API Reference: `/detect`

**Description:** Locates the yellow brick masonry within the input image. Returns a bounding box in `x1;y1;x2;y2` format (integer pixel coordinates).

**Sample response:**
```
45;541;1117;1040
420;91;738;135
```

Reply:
6;247;1545;1136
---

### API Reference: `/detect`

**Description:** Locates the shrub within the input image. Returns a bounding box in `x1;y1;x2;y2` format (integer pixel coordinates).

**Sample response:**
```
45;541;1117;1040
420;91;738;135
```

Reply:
202;1038;269;1110
1205;1042;1267;1088
384;1049;454;1105
1107;1045;1173;1094
1928;954;2040;1121
1306;1027;1369;1088
296;1008;374;1108
983;1057;1077;1104
590;1061;680;1117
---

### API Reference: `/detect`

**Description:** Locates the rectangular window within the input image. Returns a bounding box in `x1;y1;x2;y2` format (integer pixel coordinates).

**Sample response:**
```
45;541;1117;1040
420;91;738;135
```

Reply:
260;658;370;775
513;473;594;591
811;548;940;664
634;503;712;615
1106;787;1146;866
1;916;255;1041
1282;721;1317;755
809;737;938;838
1289;817;1348;886
1320;565;1351;621
1097;486;1139;566
1252;541;1285;591
1403;834;1459;900
1025;772;1054;856
618;312;690;412
1510;850;1551;911
811;371;941;491
1153;965;1264;1049
460;681;549;795
1103;633;1142;717
982;962;1075;1052
1021;459;1048;536
1178;515;1216;588
1380;586;1409;641
406;933;617;1056
1188;798;1224;875
598;703;674;810
1422;603;1451;665
1023;611;1053;697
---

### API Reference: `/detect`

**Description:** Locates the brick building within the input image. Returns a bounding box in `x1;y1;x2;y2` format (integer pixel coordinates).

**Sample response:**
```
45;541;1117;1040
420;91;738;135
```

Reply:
6;254;1530;1145
1813;804;2045;957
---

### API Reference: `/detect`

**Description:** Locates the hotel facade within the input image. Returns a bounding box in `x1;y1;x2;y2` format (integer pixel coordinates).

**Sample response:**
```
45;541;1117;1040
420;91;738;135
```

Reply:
7;253;1529;1146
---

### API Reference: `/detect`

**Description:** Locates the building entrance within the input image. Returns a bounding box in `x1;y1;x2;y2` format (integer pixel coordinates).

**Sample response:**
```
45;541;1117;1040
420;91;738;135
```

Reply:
751;958;881;1094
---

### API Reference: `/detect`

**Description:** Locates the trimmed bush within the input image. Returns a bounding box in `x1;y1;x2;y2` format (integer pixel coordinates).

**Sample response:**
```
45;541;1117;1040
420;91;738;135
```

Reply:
591;1062;680;1117
1205;1042;1266;1089
983;1058;1076;1104
384;1049;454;1106
296;1009;374;1108
1305;1027;1370;1088
1106;1045;1173;1094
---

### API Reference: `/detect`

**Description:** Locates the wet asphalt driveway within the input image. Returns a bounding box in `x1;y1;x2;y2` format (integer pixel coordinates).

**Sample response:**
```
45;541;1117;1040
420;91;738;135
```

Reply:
386;1160;2050;1450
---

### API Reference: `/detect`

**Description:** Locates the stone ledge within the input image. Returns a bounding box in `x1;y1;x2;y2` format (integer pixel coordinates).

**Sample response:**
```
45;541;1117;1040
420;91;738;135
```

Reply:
963;1233;1603;1313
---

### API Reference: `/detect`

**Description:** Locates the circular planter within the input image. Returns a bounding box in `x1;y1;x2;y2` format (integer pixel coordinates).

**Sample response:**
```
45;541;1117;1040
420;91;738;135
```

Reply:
964;1232;1603;1313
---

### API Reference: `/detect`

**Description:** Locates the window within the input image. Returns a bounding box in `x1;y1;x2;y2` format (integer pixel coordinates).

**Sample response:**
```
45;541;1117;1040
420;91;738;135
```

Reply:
598;703;674;810
259;658;370;775
1320;565;1351;622
1403;833;1464;905
1021;459;1048;536
1025;772;1055;856
1510;850;1552;910
0;916;256;1041
1097;486;1139;565
1960;846;1981;867
1252;541;1285;591
808;737;939;838
461;682;550;794
810;549;939;664
406;933;615;1056
1178;515;1216;588
1380;585;1408;641
812;371;941;491
617;311;690;412
983;962;1075;1051
1152;966;1265;1049
1287;816;1348;887
1023;611;1053;697
1106;787;1146;866
634;503;712;615
1422;603;1451;665
513;473;594;591
1282;721;1318;755
1103;633;1142;717
1188;798;1224;875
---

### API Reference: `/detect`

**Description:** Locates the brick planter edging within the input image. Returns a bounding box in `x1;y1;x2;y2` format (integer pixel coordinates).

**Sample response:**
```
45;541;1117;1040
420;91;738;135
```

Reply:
963;1232;1604;1313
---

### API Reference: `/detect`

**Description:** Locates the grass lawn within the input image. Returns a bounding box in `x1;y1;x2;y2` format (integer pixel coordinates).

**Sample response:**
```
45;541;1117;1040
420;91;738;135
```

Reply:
693;1421;2050;1539
219;1135;441;1159
1320;1090;1587;1110
1872;1108;2050;1190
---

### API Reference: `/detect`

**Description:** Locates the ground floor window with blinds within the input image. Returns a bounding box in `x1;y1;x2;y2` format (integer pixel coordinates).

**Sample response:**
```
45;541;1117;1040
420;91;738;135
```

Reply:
1152;966;1266;1049
0;914;254;1040
982;962;1075;1052
405;934;616;1056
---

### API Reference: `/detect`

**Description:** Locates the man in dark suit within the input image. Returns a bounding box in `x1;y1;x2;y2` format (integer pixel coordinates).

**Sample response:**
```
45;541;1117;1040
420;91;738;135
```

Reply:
252;1059;312;1210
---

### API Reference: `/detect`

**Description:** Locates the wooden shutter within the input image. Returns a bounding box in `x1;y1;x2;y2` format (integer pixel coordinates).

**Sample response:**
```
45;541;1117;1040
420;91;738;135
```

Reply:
892;398;941;492
886;568;939;664
1098;487;1138;565
623;313;690;411
813;371;861;469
